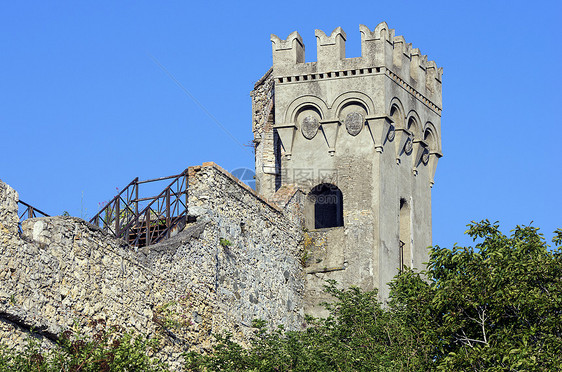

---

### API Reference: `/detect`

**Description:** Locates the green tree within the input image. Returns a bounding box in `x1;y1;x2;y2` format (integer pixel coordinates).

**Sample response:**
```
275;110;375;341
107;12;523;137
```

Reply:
185;221;562;371
421;221;562;370
0;324;166;372
185;284;408;371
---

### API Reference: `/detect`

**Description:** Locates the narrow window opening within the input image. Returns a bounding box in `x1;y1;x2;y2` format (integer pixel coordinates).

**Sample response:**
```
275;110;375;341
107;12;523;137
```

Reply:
399;198;411;271
308;184;344;229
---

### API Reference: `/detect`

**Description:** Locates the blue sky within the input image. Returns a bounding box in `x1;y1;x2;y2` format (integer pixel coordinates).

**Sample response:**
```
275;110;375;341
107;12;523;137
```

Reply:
1;1;560;248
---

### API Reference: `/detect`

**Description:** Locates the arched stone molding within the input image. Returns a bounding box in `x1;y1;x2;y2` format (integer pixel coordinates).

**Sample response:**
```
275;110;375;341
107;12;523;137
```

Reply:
388;97;405;128
277;96;329;158
423;122;442;187
406;111;425;172
423;122;441;152
283;95;329;124
331;92;374;140
331;91;374;119
406;110;422;139
389;98;410;162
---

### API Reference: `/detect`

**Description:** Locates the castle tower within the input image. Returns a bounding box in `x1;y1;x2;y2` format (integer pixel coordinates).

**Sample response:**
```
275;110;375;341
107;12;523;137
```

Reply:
251;23;442;312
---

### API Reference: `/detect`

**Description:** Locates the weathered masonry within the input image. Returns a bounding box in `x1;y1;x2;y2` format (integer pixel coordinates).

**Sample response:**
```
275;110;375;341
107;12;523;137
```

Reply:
252;22;443;313
0;164;304;368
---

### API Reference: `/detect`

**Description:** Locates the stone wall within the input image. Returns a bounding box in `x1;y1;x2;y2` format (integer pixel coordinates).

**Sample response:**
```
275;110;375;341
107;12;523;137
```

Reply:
0;163;304;369
187;163;304;333
251;68;279;199
0;180;60;353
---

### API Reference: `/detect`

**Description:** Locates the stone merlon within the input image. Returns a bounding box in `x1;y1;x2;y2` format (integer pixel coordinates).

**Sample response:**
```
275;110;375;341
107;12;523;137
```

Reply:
271;22;442;108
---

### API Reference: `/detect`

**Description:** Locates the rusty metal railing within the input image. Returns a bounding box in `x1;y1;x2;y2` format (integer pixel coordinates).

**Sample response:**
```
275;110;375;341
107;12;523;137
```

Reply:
18;200;50;222
18;200;50;234
89;169;189;247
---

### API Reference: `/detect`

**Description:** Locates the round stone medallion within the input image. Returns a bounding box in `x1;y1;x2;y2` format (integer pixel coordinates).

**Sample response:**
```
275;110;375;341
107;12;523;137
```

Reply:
301;115;319;140
422;149;430;165
404;137;413;154
387;125;395;141
345;112;363;136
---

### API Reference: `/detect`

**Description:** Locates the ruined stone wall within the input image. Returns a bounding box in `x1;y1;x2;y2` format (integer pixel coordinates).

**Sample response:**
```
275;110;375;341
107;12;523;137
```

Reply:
251;68;279;199
0;180;60;353
0;164;304;369
0;193;216;369
187;163;304;331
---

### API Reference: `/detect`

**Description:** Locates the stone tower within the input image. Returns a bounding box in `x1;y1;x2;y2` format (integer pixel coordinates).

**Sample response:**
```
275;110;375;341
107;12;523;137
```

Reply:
251;22;442;312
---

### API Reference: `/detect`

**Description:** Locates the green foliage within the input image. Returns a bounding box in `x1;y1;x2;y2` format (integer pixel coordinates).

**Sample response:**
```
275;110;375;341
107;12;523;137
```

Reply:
185;282;422;371
0;323;167;371
425;220;562;370
153;295;193;331
219;238;232;248
185;221;562;371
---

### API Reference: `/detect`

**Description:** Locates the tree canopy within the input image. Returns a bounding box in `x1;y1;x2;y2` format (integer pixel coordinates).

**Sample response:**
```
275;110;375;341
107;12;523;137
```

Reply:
186;221;562;371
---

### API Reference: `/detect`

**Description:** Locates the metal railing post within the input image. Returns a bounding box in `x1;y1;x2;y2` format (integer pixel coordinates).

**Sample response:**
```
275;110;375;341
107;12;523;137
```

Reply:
135;181;139;216
145;209;151;246
115;199;120;238
166;188;170;231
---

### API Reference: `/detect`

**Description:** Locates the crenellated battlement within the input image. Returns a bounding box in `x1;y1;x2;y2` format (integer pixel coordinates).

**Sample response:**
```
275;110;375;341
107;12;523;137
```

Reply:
271;22;442;109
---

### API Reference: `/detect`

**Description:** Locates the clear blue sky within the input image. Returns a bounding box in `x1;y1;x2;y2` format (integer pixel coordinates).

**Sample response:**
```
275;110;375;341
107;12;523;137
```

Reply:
1;1;560;248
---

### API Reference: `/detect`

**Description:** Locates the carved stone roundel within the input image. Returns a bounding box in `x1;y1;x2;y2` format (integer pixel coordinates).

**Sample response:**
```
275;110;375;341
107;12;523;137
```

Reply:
345;112;363;136
404;137;413;154
301;116;319;140
387;126;395;141
422;149;430;165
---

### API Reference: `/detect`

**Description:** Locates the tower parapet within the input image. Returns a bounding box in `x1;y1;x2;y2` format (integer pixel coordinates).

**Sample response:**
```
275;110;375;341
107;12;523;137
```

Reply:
271;22;442;110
